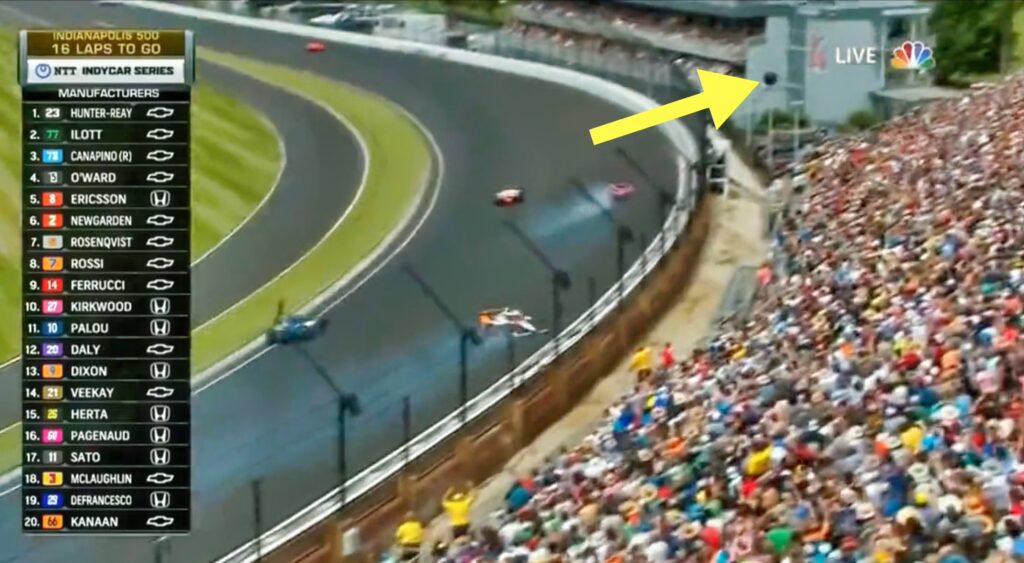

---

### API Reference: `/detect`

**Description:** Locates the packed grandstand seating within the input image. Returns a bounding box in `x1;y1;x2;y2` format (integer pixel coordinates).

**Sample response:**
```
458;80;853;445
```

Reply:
500;21;737;82
518;1;762;49
400;72;1024;562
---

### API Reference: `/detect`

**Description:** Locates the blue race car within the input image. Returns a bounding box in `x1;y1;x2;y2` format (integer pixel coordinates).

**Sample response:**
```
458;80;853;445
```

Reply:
265;314;328;345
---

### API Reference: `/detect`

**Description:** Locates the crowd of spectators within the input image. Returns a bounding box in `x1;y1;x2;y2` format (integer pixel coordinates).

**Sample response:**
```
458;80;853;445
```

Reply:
498;22;736;84
394;70;1024;562
516;1;762;50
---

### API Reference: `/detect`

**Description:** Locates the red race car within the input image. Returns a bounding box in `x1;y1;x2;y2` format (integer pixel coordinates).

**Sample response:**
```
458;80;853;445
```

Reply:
493;186;525;207
609;182;636;200
305;41;326;53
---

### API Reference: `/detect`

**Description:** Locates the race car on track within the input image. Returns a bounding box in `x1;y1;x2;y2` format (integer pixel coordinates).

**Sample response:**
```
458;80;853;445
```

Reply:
493;186;525;207
609;182;636;200
305;41;326;53
478;307;547;337
266;314;328;344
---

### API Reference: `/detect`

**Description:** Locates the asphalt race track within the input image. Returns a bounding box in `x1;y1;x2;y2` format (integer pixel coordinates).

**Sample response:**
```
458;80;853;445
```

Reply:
0;8;365;429
0;2;687;562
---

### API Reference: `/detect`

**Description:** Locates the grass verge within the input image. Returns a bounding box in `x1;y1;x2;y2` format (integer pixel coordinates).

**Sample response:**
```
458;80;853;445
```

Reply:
189;46;431;370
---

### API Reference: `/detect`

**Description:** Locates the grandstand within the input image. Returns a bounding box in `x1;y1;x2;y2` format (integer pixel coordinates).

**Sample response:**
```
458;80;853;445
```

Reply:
498;0;945;129
402;63;1024;563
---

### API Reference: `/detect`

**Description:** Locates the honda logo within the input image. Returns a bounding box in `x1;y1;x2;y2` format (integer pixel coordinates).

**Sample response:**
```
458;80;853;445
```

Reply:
150;405;170;423
150;362;170;380
150;298;170;315
150;448;170;466
150;491;170;509
150;189;171;208
150;319;170;337
150;426;170;444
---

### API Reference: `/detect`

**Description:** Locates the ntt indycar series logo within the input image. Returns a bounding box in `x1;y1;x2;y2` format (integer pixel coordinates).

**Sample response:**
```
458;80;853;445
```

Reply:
35;62;53;79
28;59;185;84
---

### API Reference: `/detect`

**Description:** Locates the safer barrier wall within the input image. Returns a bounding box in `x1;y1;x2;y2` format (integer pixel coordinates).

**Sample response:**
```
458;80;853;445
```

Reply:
265;193;713;563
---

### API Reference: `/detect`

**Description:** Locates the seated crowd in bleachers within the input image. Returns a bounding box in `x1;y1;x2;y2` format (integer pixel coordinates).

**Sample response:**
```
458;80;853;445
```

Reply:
518;1;762;49
500;21;737;81
411;72;1024;562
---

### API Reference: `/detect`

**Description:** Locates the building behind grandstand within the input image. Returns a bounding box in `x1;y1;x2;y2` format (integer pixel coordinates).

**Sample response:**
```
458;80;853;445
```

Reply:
505;0;956;128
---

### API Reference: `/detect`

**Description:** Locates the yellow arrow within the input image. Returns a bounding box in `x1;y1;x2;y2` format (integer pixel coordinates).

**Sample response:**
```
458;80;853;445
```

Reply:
589;69;760;145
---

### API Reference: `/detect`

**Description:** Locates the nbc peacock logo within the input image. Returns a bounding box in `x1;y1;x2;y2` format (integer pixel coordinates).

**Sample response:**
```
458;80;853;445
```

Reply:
890;40;935;70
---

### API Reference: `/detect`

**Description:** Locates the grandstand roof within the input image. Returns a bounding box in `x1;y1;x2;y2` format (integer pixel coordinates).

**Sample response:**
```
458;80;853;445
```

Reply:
871;85;964;102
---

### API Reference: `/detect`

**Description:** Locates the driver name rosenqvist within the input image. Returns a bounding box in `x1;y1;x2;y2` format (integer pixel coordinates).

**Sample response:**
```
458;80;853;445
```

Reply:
68;236;132;249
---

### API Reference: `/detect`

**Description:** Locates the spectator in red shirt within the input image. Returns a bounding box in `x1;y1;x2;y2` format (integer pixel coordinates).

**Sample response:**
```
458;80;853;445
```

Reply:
659;342;675;370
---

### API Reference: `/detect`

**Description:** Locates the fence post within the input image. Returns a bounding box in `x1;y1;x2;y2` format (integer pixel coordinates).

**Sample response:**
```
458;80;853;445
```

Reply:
402;395;412;466
252;479;263;562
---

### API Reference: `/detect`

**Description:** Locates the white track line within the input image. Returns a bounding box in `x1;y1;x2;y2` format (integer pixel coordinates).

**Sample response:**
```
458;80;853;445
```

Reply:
186;56;371;329
195;98;445;394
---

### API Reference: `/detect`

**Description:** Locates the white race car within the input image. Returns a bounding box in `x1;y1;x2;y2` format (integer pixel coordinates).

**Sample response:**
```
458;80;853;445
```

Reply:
478;307;547;337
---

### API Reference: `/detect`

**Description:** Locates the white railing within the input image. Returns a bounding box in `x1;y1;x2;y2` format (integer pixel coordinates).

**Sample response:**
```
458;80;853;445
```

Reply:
121;2;706;560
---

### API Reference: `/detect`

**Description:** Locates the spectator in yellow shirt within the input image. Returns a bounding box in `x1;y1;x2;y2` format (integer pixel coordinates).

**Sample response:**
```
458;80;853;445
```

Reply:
394;512;423;560
442;485;474;539
628;345;653;383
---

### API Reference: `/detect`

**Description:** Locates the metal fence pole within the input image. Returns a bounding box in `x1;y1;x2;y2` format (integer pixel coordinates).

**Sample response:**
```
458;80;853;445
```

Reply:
252;479;263;562
402;395;412;466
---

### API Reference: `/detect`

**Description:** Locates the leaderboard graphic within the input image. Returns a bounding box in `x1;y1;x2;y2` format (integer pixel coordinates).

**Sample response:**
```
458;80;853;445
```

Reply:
19;30;194;534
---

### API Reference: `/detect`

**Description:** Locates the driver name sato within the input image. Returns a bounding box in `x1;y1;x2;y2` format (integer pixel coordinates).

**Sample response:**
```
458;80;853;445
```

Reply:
68;235;132;249
68;494;133;508
67;277;127;292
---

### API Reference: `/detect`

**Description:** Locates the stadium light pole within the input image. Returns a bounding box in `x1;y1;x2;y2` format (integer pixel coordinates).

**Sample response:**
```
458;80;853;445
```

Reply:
401;263;482;424
502;220;572;354
570;178;635;304
290;344;361;503
252;479;263;562
790;99;804;166
762;71;778;173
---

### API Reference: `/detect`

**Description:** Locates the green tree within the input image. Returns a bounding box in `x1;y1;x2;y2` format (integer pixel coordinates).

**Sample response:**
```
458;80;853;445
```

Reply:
844;109;878;132
929;0;1021;82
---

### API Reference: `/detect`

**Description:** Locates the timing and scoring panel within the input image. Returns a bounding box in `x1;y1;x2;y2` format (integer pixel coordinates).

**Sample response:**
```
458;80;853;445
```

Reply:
19;29;194;534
